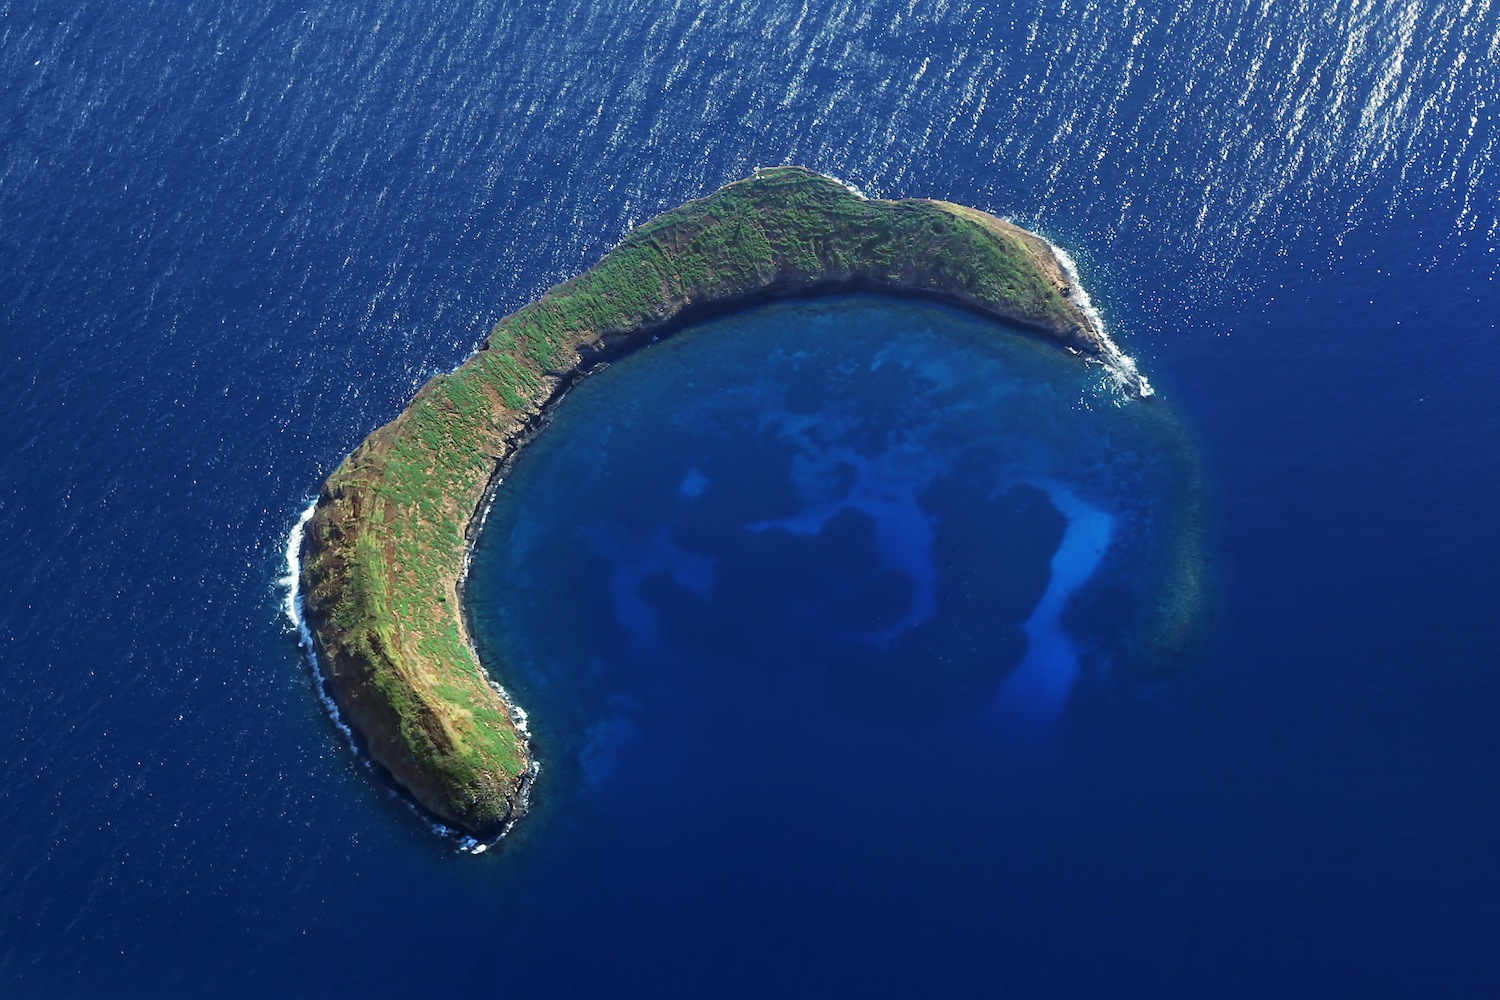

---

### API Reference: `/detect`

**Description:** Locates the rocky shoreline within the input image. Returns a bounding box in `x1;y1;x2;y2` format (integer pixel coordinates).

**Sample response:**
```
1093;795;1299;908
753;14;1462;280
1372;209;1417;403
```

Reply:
298;166;1118;838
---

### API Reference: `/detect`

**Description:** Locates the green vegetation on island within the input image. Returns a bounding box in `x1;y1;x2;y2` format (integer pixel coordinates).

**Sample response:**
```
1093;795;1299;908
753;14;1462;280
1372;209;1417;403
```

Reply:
298;166;1119;837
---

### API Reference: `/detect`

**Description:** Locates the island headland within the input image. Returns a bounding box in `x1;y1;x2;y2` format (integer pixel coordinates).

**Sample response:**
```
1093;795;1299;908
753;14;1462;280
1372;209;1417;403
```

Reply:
298;165;1139;838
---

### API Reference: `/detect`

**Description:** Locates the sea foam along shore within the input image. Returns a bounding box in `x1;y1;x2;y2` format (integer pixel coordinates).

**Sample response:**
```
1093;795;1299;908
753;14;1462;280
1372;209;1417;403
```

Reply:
1040;237;1154;399
296;166;1118;839
280;500;499;854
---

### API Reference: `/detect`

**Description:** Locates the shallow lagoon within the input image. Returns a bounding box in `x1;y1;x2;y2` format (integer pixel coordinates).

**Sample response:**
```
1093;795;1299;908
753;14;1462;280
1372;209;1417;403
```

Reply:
464;295;1202;987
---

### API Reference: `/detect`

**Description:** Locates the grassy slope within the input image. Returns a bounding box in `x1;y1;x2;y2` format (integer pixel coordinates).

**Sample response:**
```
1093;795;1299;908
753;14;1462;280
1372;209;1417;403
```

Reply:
300;166;1097;835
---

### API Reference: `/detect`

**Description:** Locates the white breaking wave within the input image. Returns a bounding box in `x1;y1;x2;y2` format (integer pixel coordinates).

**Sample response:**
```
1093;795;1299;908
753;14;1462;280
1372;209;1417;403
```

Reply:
762;164;871;199
279;500;502;855
823;171;870;199
1045;239;1155;400
281;500;354;744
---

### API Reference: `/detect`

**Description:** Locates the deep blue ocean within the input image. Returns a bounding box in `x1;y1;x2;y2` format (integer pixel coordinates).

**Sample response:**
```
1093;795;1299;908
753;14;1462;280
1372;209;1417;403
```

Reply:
2;0;1498;995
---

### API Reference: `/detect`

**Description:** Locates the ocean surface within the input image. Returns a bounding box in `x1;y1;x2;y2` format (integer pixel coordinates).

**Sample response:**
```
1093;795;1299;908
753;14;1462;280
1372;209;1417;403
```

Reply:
1;0;1497;995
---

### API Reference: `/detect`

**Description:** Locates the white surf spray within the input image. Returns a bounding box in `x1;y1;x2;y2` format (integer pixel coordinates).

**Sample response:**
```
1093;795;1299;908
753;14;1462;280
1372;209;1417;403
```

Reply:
279;500;503;855
822;172;870;200
996;484;1115;724
756;165;870;200
1042;238;1155;400
280;500;355;743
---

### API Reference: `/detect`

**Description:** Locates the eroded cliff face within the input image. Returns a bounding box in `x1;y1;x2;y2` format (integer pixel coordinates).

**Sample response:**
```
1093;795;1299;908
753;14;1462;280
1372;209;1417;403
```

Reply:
591;261;1096;358
298;166;1107;838
300;405;539;836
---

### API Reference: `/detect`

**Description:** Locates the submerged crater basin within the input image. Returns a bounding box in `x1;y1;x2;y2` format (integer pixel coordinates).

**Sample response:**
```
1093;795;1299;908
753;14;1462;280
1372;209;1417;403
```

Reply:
296;167;1196;839
470;295;1203;800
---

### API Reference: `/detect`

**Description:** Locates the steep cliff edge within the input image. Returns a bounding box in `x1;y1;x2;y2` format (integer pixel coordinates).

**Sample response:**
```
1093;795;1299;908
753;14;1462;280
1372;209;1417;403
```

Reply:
298;166;1114;837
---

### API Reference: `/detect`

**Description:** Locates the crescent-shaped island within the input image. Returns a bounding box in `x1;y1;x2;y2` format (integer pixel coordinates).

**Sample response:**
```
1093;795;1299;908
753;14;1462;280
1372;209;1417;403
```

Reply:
298;166;1150;838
